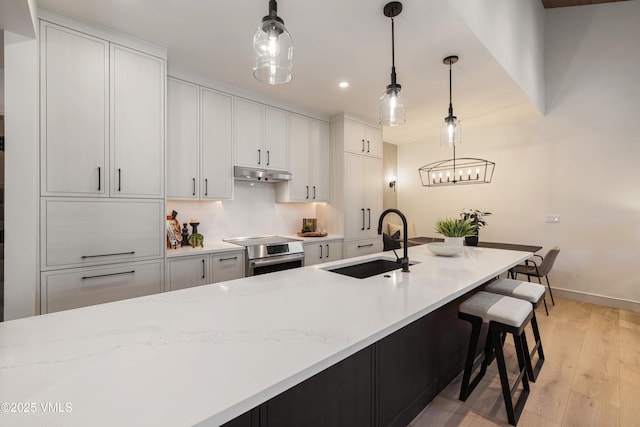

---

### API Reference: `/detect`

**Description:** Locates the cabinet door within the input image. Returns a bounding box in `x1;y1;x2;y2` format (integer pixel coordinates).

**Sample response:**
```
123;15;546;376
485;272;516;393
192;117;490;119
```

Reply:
311;120;330;202
264;107;289;171
303;242;323;266
344;154;365;240
363;157;383;239
167;256;209;291
111;44;165;198
41;260;163;314
41;198;164;269
324;240;343;263
235;98;263;167
344;119;367;155
40;22;109;197
288;114;311;201
167;78;199;199
201;88;234;200
365;125;383;158
211;251;245;283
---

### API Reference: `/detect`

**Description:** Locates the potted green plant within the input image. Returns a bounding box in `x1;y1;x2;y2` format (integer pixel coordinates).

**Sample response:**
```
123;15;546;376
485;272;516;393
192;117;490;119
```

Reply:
460;209;492;246
434;218;476;247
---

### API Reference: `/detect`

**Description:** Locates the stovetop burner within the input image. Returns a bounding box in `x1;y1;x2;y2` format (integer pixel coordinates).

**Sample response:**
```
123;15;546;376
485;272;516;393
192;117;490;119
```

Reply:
223;235;302;247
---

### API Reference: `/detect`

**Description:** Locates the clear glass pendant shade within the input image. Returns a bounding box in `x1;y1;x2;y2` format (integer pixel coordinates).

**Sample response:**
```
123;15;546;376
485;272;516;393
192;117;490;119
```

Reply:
253;19;293;85
379;86;406;127
440;116;461;146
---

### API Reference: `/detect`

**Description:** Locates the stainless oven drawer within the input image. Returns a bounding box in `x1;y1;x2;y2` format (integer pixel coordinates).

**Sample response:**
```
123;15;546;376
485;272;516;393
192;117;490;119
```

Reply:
248;253;304;276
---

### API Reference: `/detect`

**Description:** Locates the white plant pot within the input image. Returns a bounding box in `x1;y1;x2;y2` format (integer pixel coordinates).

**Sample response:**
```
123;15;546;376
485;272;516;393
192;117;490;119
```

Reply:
444;237;464;247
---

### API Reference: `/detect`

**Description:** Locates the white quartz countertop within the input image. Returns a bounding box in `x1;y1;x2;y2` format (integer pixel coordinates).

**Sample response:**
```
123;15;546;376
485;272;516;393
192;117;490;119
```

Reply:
0;246;529;427
166;240;246;258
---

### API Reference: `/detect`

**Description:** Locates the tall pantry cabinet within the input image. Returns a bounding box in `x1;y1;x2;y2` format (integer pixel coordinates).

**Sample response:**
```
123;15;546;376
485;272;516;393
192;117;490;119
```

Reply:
38;16;166;313
321;114;383;259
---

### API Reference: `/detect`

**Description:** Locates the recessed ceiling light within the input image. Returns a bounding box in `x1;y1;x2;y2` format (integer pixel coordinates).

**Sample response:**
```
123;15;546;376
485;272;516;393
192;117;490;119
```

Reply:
339;81;349;88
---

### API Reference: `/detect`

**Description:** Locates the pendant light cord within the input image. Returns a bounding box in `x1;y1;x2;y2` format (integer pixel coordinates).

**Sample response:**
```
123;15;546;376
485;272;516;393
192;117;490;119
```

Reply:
390;17;397;86
448;60;454;118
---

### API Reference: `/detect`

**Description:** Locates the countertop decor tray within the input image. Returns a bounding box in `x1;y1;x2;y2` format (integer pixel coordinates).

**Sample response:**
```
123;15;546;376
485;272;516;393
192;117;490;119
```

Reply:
297;231;328;237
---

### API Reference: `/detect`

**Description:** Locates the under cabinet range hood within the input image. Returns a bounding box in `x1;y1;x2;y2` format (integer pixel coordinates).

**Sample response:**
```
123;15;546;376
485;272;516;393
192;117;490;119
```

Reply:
234;166;292;182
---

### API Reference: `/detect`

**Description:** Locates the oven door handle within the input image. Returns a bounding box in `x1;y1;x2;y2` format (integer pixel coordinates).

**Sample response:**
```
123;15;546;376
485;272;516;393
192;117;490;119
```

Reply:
250;253;305;268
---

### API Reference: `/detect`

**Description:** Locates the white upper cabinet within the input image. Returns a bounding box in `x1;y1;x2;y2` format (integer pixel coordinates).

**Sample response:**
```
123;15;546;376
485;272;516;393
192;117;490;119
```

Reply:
201;88;234;200
343;153;382;240
167;79;233;200
311;119;330;202
264;106;289;171
344;119;383;158
235;98;289;171
40;22;109;197
276;114;329;202
110;44;165;198
40;20;165;199
167;78;199;199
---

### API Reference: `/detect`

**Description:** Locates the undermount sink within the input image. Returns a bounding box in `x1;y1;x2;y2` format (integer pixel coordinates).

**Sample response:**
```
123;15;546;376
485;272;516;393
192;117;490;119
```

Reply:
325;258;416;279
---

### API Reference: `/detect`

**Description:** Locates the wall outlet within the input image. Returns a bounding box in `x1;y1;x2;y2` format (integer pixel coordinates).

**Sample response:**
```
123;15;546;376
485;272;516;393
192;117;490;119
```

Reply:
545;214;560;223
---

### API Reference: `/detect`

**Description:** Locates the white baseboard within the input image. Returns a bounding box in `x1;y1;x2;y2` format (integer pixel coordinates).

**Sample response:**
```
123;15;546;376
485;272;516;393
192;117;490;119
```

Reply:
552;287;640;313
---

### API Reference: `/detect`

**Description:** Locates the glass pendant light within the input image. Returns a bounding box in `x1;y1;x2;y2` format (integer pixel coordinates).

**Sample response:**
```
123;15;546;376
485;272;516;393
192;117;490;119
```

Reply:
379;2;406;127
253;0;293;85
440;55;461;146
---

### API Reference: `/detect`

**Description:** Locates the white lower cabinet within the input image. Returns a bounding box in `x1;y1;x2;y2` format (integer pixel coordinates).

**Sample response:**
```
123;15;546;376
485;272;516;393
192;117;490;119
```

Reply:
167;255;209;291
166;251;245;291
41;260;163;314
210;251;245;283
304;240;343;266
344;238;383;259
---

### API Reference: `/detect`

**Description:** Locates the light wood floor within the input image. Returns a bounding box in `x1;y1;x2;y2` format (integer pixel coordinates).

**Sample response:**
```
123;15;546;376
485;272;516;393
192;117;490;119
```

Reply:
409;297;640;427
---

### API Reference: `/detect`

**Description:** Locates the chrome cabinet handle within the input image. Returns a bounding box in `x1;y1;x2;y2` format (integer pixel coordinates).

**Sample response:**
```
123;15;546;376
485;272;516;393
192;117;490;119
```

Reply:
82;251;135;259
320;244;323;259
98;167;101;191
118;168;122;192
361;209;365;230
357;243;374;248
193;178;196;196
219;256;239;261
258;149;261;165
82;270;134;280
202;259;205;279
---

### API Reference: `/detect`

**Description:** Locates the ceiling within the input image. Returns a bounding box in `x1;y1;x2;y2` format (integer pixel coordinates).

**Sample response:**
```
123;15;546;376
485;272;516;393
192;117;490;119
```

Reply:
30;0;625;145
541;0;628;8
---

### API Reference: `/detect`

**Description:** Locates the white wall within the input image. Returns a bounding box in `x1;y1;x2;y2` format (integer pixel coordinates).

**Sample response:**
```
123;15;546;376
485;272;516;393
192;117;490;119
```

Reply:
4;31;39;320
450;0;545;114
398;1;640;310
167;181;318;240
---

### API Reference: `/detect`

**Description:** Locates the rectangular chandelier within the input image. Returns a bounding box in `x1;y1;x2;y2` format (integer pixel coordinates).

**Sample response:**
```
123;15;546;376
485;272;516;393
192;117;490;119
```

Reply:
419;157;495;187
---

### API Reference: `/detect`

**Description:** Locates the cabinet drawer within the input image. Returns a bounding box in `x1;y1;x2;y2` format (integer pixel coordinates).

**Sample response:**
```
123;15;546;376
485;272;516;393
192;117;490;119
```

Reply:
41;260;163;313
41;198;163;269
344;239;383;259
211;251;245;283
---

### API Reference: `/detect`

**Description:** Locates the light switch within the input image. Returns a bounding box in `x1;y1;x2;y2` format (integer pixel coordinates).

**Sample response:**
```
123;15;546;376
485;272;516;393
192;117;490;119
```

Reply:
545;214;560;223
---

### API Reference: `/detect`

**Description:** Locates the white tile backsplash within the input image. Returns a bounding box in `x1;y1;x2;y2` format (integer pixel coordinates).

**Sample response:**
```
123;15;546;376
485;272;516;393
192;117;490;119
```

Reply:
167;180;318;240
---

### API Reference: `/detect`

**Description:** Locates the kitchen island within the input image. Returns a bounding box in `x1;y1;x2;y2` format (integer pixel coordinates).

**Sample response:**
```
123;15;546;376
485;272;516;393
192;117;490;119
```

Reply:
0;246;529;426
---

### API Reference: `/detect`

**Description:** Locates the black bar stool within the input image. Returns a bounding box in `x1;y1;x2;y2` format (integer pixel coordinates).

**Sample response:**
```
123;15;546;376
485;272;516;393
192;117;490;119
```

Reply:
458;291;532;426
484;278;545;382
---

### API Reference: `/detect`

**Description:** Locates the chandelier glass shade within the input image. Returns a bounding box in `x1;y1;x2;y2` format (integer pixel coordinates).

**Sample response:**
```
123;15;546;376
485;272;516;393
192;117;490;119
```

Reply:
379;2;406;127
253;0;293;85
